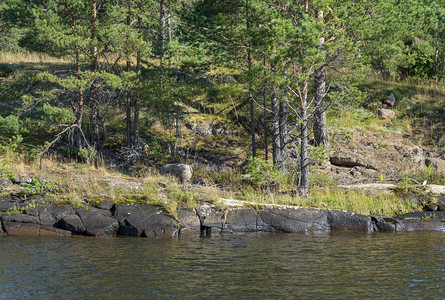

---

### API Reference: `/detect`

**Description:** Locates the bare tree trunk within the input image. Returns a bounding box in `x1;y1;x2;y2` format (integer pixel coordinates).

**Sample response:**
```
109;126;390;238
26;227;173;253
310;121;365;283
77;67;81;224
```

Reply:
133;0;142;145
299;82;309;196
75;48;84;151
68;7;84;151
271;90;280;167
90;0;100;154
249;91;256;158
246;0;255;159
167;0;172;42
126;0;133;147
313;9;329;148
279;97;287;172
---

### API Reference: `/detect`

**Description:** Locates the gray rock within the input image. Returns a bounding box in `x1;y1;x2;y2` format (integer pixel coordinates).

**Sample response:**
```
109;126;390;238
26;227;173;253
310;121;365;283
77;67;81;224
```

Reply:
177;208;201;236
330;152;378;170
370;216;402;232
3;222;71;236
39;226;72;237
2;213;40;224
46;205;77;221
382;93;396;108
425;157;445;173
13;174;32;184
196;202;225;229
378;108;397;119
185;122;212;137
159;164;193;183
327;210;373;232
38;211;58;227
57;214;86;234
395;145;424;163
114;204;179;237
0;198;15;212
76;209;119;236
3;222;40;236
223;207;261;233
0;178;13;192
258;206;330;233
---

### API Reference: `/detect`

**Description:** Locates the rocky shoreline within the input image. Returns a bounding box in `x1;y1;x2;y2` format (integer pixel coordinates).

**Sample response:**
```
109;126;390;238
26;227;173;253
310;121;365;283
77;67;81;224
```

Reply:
1;196;444;237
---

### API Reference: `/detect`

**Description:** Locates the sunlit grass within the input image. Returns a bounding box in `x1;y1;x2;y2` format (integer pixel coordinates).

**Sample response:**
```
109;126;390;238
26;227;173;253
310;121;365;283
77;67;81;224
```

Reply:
238;188;422;218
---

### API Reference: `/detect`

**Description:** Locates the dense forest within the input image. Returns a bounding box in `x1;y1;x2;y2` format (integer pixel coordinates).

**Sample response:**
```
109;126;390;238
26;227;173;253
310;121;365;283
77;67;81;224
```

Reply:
0;0;444;197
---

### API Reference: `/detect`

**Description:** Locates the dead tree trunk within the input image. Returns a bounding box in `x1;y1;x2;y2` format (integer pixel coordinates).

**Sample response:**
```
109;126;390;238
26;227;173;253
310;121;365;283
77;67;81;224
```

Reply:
133;0;142;145
126;0;133;147
299;82;309;196
313;9;329;148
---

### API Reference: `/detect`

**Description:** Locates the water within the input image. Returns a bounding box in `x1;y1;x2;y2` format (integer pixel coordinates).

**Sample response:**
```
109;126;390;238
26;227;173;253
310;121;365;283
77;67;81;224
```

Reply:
1;232;444;299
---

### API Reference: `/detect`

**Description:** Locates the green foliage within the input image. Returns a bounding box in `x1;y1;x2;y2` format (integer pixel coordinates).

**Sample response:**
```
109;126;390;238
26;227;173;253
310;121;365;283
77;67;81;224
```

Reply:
78;147;97;165
0;169;16;181
0;135;23;161
0;63;14;77
245;157;288;191
21;178;62;195
193;165;243;189
404;165;445;186
42;103;74;125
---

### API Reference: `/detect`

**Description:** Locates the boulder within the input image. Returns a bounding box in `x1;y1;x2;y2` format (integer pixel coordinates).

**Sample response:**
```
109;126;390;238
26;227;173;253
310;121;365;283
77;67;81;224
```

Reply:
327;210;373;232
177;208;201;236
195;202;225;229
395;145;423;163
39;226;72;237
113;204;179;237
185;122;212;137
223;207;259;233
76;209;119;236
159;164;193;183
3;222;40;236
0;178;13;192
258;206;330;233
3;222;72;236
425;158;445;173
57;214;86;234
370;216;403;232
382;93;396;108
2;213;40;224
330;152;378;170
0;198;15;213
13;174;32;184
38;211;58;227
378;108;397;119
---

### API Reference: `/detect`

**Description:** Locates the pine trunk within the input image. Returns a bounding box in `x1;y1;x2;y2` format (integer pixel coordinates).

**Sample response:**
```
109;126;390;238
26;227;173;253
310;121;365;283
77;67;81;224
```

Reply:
313;9;329;148
133;2;142;145
271;91;280;167
91;0;98;72
159;0;166;57
279;97;287;172
299;83;309;196
126;0;132;147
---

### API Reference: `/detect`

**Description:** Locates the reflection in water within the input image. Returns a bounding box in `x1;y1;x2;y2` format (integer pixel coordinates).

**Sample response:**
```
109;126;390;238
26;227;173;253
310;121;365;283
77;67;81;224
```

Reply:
0;232;444;299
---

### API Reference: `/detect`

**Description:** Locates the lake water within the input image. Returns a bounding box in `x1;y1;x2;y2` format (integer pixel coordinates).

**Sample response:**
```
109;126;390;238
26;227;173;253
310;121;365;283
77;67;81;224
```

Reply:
0;232;444;299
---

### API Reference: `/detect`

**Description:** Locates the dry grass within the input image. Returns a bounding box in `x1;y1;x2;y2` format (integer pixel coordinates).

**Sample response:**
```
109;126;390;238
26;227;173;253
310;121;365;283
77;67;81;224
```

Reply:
0;51;68;64
239;188;422;218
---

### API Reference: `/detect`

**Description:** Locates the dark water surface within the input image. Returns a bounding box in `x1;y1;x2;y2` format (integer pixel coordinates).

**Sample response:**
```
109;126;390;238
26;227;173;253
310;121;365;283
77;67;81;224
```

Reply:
1;232;444;299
